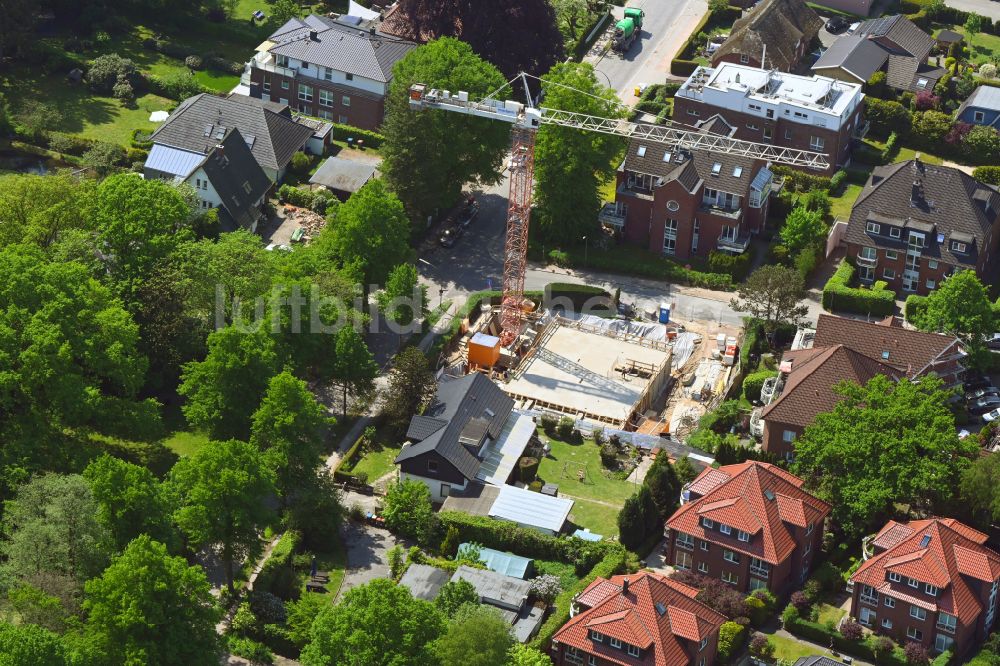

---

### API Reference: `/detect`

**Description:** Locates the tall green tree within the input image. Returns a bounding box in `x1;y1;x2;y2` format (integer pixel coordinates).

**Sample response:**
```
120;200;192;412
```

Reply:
332;324;379;417
318;179;411;294
434;579;479;617
250;371;332;503
379;263;424;348
433;604;514;666
170;440;276;592
91;174;194;300
383;479;436;544
382;346;435;430
0;622;66;666
534;61;626;241
0;245;161;481
301;579;445;666
83;455;175;552
961;453;1000;525
729;265;809;333
178;327;281;441
644;450;681;519
792;375;976;537
382;37;509;219
780;205;827;254
913;271;994;369
507;644;553;666
83;536;220;666
0;173;94;249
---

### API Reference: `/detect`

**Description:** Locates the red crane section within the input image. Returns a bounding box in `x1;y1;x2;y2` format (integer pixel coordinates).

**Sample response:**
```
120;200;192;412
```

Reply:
500;127;536;347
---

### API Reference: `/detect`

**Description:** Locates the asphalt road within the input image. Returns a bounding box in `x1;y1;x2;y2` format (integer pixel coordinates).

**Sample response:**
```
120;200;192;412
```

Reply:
944;0;1000;19
587;0;709;104
416;175;826;331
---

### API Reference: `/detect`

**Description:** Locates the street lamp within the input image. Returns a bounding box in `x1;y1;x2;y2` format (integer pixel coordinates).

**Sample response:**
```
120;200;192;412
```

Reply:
438;287;445;307
582;235;589;267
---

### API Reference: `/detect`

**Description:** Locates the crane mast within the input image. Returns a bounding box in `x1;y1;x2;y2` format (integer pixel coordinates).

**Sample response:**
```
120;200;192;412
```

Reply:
408;82;829;348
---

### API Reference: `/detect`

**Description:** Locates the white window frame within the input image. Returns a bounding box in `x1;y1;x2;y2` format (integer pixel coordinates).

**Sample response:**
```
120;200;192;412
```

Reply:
886;249;898;259
609;637;622;649
720;524;732;536
740;54;750;64
883;268;896;280
721;570;739;585
882;618;894;629
738;531;750;542
724;549;740;564
908;577;919;589
860;606;877;627
700;540;709;551
925;584;938;596
676;532;694;550
591;630;604;643
928;259;939;269
341;95;351;107
889;227;901;239
975;110;986;123
319;89;334;107
809;136;825;150
867;222;881;234
627;645;640;658
297;84;313;102
698;561;709;573
885;596;896;608
937;611;957;633
806;522;814;536
952;241;967;253
702;517;715;529
782;430;796;443
889;572;902;583
908;627;923;640
675;550;693;570
911;606;927;620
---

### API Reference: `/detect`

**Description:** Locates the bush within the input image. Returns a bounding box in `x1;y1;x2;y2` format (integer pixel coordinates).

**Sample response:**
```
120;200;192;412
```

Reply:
290;151;312;176
144;71;205;100
86;53;138;94
82;141;127;176
227;635;273;664
112;78;134;102
556;416;576;442
867;70;888;98
881;131;900;162
185;55;204;69
781;602;800;626
708;250;750;281
866;98;912;139
540;413;558;437
905;642;930;665
744;595;767;627
771;165;832;193
742;370;777;402
973;165;1000;185
46;131;93;156
254;531;301;599
518;457;540;483
841;619;863;641
822;259;895;316
670;571;747;618
717;621;747;663
670;59;700;76
830;169;847;192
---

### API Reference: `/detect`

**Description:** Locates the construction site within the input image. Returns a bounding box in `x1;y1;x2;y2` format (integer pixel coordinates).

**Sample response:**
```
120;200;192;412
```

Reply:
448;299;742;434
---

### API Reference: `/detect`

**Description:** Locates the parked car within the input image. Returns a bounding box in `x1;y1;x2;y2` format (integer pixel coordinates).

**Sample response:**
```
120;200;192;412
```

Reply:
987;333;1000;351
459;201;479;229
825;16;849;33
967;386;1000;401
969;395;1000;415
439;225;463;248
984;408;1000;423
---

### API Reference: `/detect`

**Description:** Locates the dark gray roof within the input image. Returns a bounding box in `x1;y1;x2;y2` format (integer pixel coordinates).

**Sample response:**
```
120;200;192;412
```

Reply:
398;563;451;601
792;658;843;666
266;14;416;83
846;159;1000;267
713;0;823;71
309;156;378;193
198;128;272;230
696;114;736;137
395;373;514;480
936;29;963;43
812;35;887;82
623;135;761;197
151;93;313;174
856;14;932;59
908;64;947;93
957;85;1000;119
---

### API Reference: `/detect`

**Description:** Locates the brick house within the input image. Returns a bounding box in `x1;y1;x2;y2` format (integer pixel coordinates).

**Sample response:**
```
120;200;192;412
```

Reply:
664;462;831;596
753;314;965;457
711;0;822;71
599;136;773;260
843;158;1000;296
757;344;900;459
850;517;1000;658
673;64;866;175
550;571;726;666
244;14;416;130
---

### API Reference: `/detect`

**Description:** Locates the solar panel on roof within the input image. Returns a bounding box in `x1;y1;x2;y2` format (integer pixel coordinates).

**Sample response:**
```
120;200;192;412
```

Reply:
203;124;214;137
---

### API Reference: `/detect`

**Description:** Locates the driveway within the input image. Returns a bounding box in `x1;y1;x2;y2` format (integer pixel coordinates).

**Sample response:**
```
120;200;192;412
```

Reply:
586;0;710;104
337;520;410;600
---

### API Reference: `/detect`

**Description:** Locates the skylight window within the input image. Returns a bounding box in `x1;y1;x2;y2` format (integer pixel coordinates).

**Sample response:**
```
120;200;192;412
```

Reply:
637;145;647;157
733;166;743;178
919;534;931;547
712;163;722;175
881;351;890;360
663;151;672;162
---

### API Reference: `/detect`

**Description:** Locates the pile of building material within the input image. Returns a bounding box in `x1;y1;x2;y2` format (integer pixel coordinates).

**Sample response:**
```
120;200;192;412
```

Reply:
282;205;327;239
685;358;726;402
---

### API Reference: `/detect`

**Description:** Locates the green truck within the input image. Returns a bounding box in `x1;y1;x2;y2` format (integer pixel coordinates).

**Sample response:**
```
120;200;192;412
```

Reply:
612;7;645;53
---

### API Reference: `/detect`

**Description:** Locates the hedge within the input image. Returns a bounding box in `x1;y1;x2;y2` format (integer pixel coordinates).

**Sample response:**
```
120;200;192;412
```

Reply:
530;544;630;651
771;165;832;193
932;650;954;666
130;128;153;150
254;530;301;599
332;431;368;483
742;370;777;402
740;318;765;372
328;123;385;149
973;165;1000;185
546;246;734;290
784;612;908;665
821;259;895;317
865;98;912;140
904;294;928;322
437;510;602;563
670;59;700;76
708;250;750;281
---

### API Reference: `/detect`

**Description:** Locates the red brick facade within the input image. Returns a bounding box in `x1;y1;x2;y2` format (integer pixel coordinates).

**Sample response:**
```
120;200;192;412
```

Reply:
665;462;830;597
249;69;386;131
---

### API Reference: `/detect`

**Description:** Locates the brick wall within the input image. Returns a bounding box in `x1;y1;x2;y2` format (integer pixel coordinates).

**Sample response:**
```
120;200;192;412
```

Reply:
250;68;386;131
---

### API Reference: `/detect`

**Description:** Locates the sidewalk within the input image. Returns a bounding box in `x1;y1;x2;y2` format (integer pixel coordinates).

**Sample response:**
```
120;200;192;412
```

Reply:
419;299;461;355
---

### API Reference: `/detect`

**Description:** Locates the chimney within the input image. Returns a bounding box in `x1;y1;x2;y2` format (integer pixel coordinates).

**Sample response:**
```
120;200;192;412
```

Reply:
215;144;225;159
911;180;923;205
309;30;318;41
622;577;630;595
370;26;376;35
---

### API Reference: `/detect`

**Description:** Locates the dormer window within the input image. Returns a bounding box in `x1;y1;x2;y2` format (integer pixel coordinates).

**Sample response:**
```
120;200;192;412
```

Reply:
591;630;604;643
908;577;919;588
627;645;640;657
952;241;967;253
702;517;715;529
889;227;901;239
427;460;439;473
609;637;622;649
738;530;750;542
925;584;938;596
889;571;902;583
720;524;732;535
867;221;881;234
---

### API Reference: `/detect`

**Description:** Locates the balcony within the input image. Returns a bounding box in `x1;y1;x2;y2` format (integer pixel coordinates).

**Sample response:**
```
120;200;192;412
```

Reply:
676;537;694;551
249;57;297;79
749;408;764;438
564;651;584;666
936;621;956;634
700;203;743;220
860;593;879;606
856;251;877;268
618;183;654;201
750;565;770;579
854;119;871;140
717;233;751;253
598;203;625;229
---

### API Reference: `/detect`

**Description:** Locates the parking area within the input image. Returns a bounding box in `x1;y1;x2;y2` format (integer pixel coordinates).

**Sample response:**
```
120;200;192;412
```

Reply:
336;520;410;601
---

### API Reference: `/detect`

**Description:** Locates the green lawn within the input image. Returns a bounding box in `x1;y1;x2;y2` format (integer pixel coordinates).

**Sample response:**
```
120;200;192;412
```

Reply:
194;69;242;92
766;632;839;662
861;138;944;166
937;24;1000;65
299;539;347;599
349;442;403;484
829;183;863;221
535;559;580;591
536;429;638;537
817;602;848;627
163;430;211;457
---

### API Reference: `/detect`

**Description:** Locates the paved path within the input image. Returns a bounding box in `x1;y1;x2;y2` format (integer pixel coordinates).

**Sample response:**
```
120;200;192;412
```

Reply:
214;532;284;634
336;521;410;601
325;415;375;471
419;300;460;355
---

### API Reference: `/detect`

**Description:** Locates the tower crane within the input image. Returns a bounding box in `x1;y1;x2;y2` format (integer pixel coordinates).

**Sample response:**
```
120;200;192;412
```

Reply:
408;74;829;348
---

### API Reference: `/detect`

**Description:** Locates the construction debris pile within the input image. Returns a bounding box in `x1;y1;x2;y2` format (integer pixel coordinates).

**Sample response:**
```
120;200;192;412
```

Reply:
282;205;327;240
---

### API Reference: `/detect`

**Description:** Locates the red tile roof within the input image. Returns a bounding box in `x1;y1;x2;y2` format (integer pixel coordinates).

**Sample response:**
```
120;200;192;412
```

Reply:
760;344;900;428
666;462;830;565
554;571;726;666
852;517;1000;624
